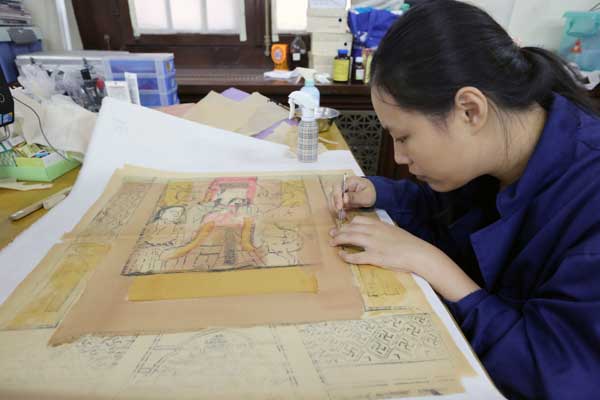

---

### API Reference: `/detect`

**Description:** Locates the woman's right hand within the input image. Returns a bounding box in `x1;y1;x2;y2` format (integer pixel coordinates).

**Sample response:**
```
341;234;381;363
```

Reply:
329;176;377;214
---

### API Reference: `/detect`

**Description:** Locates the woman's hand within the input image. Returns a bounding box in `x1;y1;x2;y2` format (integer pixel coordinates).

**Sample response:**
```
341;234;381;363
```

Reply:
329;216;480;302
328;176;377;215
329;216;433;274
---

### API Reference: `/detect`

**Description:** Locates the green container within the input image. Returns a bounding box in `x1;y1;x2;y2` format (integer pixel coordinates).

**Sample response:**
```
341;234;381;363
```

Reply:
0;156;80;182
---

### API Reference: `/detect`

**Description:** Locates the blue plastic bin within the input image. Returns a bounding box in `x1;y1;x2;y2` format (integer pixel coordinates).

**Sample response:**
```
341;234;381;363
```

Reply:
104;53;175;75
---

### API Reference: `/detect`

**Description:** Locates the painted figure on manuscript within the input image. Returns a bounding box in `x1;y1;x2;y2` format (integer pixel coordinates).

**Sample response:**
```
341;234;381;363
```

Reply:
122;176;319;275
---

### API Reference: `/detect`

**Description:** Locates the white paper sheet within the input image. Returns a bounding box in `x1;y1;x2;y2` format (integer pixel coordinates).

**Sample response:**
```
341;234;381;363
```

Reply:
0;97;503;399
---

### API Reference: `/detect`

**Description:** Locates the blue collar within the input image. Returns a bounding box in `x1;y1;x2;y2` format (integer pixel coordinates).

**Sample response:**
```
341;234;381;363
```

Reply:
469;94;584;290
496;94;580;218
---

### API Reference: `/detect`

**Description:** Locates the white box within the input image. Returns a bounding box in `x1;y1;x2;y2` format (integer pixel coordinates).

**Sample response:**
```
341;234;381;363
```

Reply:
308;7;346;17
313;64;333;75
309;53;335;75
310;52;335;66
309;0;346;9
311;32;353;56
307;14;348;33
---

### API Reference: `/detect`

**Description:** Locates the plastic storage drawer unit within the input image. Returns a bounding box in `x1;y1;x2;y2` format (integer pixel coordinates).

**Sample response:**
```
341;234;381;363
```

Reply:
139;87;179;107
106;71;177;92
16;50;131;79
104;53;175;75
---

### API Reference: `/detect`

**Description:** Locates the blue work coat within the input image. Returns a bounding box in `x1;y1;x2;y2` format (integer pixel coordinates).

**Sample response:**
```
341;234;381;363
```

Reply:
367;94;600;399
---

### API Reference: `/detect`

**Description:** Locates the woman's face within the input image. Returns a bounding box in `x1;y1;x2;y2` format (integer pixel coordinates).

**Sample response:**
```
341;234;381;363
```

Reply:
160;206;185;223
371;87;483;192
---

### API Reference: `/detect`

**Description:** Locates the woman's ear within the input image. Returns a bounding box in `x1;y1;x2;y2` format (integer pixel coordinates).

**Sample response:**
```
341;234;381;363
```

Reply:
454;87;488;133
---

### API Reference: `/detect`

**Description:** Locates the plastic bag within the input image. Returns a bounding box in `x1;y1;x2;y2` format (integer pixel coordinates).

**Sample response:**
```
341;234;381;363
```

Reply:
559;10;600;71
11;87;97;157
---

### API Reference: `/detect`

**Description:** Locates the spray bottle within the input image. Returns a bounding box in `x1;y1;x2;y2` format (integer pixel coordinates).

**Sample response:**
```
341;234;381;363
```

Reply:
288;90;319;163
297;68;320;107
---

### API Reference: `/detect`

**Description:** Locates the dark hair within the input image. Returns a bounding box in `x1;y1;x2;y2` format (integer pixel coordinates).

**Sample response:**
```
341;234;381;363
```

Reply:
370;0;599;118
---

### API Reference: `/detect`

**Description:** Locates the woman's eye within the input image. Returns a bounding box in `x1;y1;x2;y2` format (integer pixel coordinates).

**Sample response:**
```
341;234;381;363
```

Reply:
395;136;408;144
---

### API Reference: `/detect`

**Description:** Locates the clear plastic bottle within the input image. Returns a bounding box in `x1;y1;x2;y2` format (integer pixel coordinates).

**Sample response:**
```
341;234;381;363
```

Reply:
290;35;307;68
300;78;320;107
288;91;319;163
297;109;319;163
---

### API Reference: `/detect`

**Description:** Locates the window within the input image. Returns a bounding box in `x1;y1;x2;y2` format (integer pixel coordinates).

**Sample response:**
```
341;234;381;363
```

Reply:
274;0;308;33
73;0;313;68
129;0;310;37
129;0;244;35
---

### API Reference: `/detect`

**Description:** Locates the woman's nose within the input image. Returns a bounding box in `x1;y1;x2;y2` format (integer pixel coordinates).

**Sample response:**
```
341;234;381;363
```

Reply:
393;140;411;165
394;153;411;165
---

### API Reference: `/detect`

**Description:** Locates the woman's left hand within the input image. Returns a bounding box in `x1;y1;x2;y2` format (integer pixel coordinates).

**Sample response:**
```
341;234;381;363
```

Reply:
329;216;435;277
329;216;481;302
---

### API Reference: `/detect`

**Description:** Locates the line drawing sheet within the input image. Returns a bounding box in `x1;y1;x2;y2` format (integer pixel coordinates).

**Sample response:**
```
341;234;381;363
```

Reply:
0;315;471;400
74;179;154;241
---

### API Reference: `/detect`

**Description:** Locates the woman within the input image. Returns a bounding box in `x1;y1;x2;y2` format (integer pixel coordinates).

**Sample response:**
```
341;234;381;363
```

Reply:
329;1;600;399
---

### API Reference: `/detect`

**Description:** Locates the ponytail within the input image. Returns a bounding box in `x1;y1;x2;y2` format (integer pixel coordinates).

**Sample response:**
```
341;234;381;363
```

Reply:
520;46;599;115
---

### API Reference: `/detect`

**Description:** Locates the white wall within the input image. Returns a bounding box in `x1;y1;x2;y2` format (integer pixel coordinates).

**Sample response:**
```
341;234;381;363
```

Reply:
506;0;598;50
22;0;83;51
20;0;600;53
465;0;598;50
353;0;599;51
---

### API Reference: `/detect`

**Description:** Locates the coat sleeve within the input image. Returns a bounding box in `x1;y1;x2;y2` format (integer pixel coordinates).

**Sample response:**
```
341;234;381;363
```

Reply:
446;251;600;399
367;176;445;243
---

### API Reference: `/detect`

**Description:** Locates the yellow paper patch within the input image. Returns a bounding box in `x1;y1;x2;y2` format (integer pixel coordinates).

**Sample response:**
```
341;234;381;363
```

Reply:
358;265;405;297
6;242;110;329
128;267;318;301
281;179;306;207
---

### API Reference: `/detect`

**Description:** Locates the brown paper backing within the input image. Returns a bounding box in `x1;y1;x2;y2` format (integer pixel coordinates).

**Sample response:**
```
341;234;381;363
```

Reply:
48;167;366;346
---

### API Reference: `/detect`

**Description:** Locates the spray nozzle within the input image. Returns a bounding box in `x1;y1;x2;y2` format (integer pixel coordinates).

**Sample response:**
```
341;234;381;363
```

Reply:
288;90;318;121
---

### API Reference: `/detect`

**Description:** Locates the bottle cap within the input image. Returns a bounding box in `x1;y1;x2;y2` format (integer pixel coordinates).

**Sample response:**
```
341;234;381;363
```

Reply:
338;49;349;56
355;56;363;63
80;68;92;80
304;78;315;86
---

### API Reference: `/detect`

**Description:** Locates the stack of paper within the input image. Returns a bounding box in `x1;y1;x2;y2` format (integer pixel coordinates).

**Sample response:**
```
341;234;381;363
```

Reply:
181;91;289;136
0;0;31;26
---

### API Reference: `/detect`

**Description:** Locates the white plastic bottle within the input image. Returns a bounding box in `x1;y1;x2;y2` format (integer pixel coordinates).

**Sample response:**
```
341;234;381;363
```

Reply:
288;91;319;163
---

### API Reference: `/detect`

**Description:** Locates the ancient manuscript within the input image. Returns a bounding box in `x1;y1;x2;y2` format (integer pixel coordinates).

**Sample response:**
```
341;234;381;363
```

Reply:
0;166;484;399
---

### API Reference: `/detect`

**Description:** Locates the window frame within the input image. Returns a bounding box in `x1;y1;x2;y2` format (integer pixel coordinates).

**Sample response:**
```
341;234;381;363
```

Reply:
128;0;247;38
73;0;310;68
